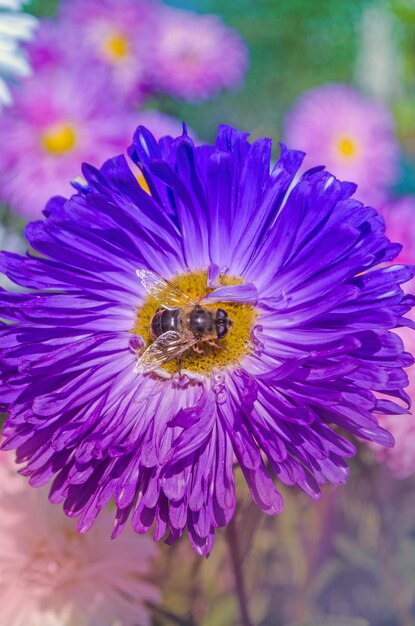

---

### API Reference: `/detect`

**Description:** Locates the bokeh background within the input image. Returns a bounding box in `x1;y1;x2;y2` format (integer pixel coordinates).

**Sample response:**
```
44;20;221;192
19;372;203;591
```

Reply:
25;0;415;171
1;1;415;625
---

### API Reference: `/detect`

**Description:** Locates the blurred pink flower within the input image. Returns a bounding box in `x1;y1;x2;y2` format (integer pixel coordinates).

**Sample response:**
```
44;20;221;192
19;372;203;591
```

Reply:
149;6;248;101
136;110;185;140
371;197;415;477
0;454;160;626
0;438;6;463
283;83;399;205
378;195;415;265
59;0;157;102
24;18;73;71
374;322;415;479
0;63;137;217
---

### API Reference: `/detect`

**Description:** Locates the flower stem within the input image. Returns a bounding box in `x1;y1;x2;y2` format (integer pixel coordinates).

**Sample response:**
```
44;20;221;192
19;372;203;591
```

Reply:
226;515;254;626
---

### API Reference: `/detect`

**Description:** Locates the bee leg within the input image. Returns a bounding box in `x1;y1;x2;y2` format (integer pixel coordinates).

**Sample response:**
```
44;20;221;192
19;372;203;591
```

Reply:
176;356;182;376
207;340;228;351
192;344;204;355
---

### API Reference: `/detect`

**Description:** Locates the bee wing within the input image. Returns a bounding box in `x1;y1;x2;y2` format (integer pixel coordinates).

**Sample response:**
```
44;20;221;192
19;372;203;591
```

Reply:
136;269;197;310
134;331;198;374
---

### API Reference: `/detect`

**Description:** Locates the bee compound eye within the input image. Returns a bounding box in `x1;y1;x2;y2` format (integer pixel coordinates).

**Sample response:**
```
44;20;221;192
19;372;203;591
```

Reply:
215;308;227;321
216;323;228;340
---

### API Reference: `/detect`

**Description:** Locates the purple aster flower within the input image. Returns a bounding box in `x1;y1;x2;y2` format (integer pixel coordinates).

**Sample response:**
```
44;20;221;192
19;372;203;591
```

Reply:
1;125;414;556
59;0;158;102
149;5;248;101
0;63;137;217
283;83;399;205
128;110;194;193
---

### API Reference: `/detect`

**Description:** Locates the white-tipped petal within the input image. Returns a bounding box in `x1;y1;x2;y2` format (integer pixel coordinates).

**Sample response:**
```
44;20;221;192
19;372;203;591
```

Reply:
0;0;36;104
0;0;26;9
0;13;37;40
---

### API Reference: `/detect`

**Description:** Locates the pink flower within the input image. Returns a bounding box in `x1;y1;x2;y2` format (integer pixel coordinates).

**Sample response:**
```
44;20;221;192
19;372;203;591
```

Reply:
59;0;157;102
135;110;185;140
0;63;137;217
378;195;415;265
283;83;399;205
370;197;415;477
24;18;76;72
373;322;415;479
0;454;160;626
149;6;248;101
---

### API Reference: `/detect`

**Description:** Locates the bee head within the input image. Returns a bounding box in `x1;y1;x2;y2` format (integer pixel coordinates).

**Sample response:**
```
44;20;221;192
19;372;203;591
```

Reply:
215;308;232;340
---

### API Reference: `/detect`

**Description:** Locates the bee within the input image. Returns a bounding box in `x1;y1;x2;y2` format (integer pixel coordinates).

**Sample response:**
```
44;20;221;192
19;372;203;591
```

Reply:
135;269;233;374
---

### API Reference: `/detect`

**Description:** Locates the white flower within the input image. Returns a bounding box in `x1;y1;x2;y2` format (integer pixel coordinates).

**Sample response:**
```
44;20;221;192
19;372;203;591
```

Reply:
0;0;37;108
0;220;24;251
0;456;160;626
355;4;402;101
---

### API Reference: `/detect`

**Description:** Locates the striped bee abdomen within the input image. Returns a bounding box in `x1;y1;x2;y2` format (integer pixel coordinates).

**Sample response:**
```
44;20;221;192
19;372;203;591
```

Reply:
150;308;182;339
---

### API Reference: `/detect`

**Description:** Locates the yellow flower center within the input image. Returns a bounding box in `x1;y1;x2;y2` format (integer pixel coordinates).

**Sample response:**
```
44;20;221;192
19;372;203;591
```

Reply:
336;135;359;160
102;33;129;62
136;171;150;194
41;123;77;156
132;270;257;376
